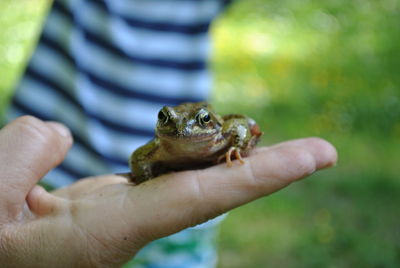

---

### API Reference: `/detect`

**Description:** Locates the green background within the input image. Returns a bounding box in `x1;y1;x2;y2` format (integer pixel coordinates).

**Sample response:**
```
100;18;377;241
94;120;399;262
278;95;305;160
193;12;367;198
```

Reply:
1;0;399;267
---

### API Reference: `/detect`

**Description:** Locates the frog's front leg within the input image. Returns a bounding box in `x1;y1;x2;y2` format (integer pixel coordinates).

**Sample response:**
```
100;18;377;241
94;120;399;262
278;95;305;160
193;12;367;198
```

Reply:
220;115;257;167
129;139;160;184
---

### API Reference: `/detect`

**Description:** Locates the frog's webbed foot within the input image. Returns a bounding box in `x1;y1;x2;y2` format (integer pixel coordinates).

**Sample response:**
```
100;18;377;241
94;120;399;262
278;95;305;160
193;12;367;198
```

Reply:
218;147;245;167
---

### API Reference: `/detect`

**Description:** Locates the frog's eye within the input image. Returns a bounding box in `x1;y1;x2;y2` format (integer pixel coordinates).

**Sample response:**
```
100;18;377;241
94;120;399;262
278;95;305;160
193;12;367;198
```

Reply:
196;111;211;126
202;113;211;123
158;110;169;124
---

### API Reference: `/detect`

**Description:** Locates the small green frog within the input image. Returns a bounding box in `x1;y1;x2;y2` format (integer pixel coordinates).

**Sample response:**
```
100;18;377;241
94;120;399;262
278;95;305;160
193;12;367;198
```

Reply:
129;102;262;184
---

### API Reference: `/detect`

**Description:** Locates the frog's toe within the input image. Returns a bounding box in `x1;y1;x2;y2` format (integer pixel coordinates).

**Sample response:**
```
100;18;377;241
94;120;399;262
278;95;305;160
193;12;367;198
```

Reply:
235;148;245;165
224;147;245;167
225;147;234;167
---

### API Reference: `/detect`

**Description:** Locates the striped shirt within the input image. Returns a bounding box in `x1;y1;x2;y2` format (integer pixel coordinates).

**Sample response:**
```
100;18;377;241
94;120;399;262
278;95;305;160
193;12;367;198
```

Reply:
8;0;231;188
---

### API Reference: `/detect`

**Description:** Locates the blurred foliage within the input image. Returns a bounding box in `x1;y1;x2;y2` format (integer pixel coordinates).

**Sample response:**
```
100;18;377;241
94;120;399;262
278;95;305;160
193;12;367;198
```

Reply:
0;0;49;116
212;0;400;267
212;0;400;140
0;0;399;267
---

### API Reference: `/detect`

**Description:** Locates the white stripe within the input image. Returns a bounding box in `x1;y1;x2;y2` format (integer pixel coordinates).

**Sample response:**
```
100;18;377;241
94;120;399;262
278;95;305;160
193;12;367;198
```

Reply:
64;143;113;175
104;0;222;25
76;73;160;131
86;119;152;159
74;1;211;61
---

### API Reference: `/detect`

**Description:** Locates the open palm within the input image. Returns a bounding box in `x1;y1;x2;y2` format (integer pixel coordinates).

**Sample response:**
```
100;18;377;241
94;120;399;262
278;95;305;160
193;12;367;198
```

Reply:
0;116;337;267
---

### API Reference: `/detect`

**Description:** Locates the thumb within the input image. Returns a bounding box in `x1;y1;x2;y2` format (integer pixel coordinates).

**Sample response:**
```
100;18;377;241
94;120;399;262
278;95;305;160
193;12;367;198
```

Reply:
0;116;72;222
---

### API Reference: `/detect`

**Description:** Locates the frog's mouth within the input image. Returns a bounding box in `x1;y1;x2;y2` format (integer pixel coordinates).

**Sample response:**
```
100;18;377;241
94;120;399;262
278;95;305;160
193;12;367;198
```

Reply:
156;130;218;142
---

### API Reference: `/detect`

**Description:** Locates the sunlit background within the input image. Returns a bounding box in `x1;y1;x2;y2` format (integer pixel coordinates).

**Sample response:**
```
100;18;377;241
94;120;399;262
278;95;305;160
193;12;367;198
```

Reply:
1;0;399;267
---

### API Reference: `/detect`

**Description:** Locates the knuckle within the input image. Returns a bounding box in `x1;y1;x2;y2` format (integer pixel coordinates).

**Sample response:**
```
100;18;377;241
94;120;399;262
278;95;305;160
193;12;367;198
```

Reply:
13;116;57;147
13;116;65;156
11;116;69;166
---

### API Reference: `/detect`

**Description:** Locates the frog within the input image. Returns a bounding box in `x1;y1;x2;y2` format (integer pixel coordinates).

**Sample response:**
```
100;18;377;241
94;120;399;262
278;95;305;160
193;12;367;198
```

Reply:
129;102;263;184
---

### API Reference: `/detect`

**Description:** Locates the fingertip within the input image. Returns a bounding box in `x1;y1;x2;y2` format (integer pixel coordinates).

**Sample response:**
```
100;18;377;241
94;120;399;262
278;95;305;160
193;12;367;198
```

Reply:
26;185;45;214
304;137;338;169
46;121;71;138
46;121;73;147
26;185;59;216
253;146;317;184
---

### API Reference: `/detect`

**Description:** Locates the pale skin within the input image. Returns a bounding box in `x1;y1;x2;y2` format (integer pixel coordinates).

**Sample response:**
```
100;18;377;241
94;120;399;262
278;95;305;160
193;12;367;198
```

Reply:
0;116;337;267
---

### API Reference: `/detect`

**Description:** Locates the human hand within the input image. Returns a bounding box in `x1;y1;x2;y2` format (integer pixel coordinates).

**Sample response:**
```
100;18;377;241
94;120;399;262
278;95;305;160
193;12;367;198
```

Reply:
0;116;337;267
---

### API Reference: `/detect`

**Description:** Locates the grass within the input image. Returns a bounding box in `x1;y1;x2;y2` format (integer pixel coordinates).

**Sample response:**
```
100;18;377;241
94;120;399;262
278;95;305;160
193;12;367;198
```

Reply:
1;0;399;267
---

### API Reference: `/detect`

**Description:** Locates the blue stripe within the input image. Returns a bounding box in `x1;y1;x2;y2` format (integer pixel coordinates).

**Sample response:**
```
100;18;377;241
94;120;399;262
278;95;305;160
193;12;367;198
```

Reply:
52;0;210;35
84;70;205;105
82;29;206;70
24;65;156;137
52;0;73;20
38;35;206;105
11;95;128;167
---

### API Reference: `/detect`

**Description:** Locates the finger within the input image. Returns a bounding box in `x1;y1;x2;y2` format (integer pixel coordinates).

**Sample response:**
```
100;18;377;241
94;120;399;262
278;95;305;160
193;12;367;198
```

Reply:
252;137;337;169
127;137;337;240
0;116;72;221
52;175;128;199
26;185;64;216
